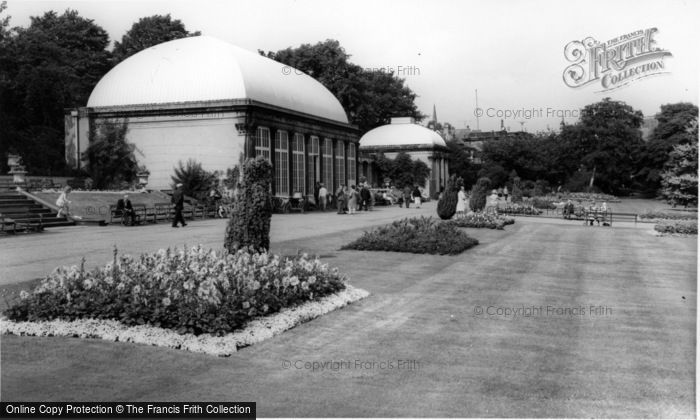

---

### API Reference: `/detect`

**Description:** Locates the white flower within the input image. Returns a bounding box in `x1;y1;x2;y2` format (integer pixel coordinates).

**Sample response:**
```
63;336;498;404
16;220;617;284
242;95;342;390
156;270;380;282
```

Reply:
242;301;250;309
133;285;141;294
289;276;299;287
162;297;171;306
19;290;29;300
307;276;316;285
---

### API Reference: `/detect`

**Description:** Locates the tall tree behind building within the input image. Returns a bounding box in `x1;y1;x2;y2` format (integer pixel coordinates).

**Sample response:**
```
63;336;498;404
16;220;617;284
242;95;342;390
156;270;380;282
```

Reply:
112;14;201;64
261;40;424;133
0;5;112;174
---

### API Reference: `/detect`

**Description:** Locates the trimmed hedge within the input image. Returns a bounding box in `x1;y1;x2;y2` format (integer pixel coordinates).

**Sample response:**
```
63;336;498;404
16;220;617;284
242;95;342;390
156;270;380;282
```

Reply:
341;216;479;255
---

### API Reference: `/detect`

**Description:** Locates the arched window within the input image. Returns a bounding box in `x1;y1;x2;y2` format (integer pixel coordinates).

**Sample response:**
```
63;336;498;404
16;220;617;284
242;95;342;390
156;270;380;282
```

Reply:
275;130;289;196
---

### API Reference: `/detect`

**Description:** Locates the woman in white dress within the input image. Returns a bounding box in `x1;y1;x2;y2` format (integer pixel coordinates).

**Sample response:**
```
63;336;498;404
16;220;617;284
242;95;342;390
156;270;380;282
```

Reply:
456;186;467;217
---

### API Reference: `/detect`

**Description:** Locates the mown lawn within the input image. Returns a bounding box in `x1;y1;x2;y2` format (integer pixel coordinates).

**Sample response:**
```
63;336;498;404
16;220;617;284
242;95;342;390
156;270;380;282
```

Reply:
1;218;695;417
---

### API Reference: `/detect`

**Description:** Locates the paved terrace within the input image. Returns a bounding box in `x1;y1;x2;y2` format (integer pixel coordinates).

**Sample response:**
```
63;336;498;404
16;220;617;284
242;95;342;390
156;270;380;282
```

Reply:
1;203;444;285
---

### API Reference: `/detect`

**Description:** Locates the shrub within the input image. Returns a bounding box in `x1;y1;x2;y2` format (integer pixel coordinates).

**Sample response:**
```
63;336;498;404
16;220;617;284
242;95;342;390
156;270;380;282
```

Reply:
171;159;217;200
469;177;491;212
654;219;698;235
511;178;523;203
342;216;479;255
639;210;698;221
83;120;138;189
447;213;515;230
529;197;556;210
437;174;462;220
4;246;346;336
225;156;273;252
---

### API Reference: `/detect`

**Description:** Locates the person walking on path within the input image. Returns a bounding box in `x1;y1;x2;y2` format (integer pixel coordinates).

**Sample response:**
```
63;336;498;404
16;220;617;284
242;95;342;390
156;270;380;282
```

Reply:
348;185;359;214
171;183;187;228
55;186;72;218
403;185;412;208
412;185;422;208
359;184;371;211
318;183;328;211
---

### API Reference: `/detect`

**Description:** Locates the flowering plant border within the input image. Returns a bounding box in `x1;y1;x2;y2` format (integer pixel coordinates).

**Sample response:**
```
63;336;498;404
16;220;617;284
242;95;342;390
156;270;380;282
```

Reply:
1;285;368;357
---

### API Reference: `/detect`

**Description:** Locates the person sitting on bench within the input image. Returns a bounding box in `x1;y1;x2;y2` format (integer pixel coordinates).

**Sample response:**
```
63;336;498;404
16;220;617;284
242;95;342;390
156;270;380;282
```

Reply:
116;194;137;226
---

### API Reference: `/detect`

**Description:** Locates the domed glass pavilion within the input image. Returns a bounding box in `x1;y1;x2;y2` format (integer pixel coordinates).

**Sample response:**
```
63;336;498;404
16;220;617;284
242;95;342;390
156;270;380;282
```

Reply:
359;117;450;197
65;36;359;195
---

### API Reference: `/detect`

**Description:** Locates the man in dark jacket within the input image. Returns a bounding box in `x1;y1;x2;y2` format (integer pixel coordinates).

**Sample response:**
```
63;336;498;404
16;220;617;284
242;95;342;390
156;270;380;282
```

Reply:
171;183;187;228
403;185;412;208
360;184;371;211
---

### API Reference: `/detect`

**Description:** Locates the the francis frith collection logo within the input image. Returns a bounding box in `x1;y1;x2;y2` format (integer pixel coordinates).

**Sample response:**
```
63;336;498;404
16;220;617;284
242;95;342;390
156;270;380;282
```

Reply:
563;28;672;92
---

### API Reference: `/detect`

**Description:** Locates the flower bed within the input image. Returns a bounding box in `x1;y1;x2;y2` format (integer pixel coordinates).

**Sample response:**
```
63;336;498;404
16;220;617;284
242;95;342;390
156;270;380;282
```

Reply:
4;246;349;336
554;192;621;203
497;203;543;216
653;219;698;235
448;213;515;230
341;216;479;255
1;286;368;357
639;210;698;222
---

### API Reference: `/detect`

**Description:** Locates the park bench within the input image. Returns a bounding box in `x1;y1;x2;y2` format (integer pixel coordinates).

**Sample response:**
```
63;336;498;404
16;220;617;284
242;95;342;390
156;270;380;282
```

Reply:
1;217;18;234
153;203;173;223
109;204;146;226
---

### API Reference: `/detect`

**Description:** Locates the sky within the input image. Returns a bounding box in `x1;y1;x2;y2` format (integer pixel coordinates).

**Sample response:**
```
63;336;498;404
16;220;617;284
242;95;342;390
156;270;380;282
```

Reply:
5;0;699;132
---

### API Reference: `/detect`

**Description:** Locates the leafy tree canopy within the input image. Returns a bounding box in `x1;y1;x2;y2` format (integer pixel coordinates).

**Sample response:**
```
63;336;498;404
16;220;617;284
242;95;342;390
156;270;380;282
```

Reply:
112;14;200;64
0;6;112;174
261;40;424;133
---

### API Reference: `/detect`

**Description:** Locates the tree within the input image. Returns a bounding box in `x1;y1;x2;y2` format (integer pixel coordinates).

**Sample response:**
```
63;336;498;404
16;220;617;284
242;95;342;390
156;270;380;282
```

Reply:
371;152;430;188
171;159;216;200
557;98;644;194
224;156;273;253
660;119;698;207
262;40;424;133
83;120;137;189
445;139;481;188
112;14;200;64
0;7;111;175
637;103;699;193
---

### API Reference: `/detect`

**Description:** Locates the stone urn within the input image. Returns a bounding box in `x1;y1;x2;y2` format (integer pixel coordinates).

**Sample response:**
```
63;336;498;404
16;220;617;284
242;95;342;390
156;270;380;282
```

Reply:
9;165;28;184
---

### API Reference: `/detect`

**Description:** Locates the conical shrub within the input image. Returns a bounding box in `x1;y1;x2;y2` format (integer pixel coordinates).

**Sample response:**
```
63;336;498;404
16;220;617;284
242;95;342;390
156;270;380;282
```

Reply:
224;156;273;252
469;177;491;212
437;175;462;220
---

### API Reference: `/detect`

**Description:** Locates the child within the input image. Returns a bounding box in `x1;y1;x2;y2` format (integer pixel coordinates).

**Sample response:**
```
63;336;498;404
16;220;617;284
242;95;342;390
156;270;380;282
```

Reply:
56;186;72;218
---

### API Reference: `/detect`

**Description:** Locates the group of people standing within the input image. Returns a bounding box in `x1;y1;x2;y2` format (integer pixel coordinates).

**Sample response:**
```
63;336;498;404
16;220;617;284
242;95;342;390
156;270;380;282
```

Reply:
326;183;373;214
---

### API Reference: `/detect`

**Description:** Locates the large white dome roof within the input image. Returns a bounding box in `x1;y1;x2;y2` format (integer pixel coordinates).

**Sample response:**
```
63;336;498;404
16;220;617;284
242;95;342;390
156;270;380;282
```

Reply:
87;36;349;123
360;122;447;148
